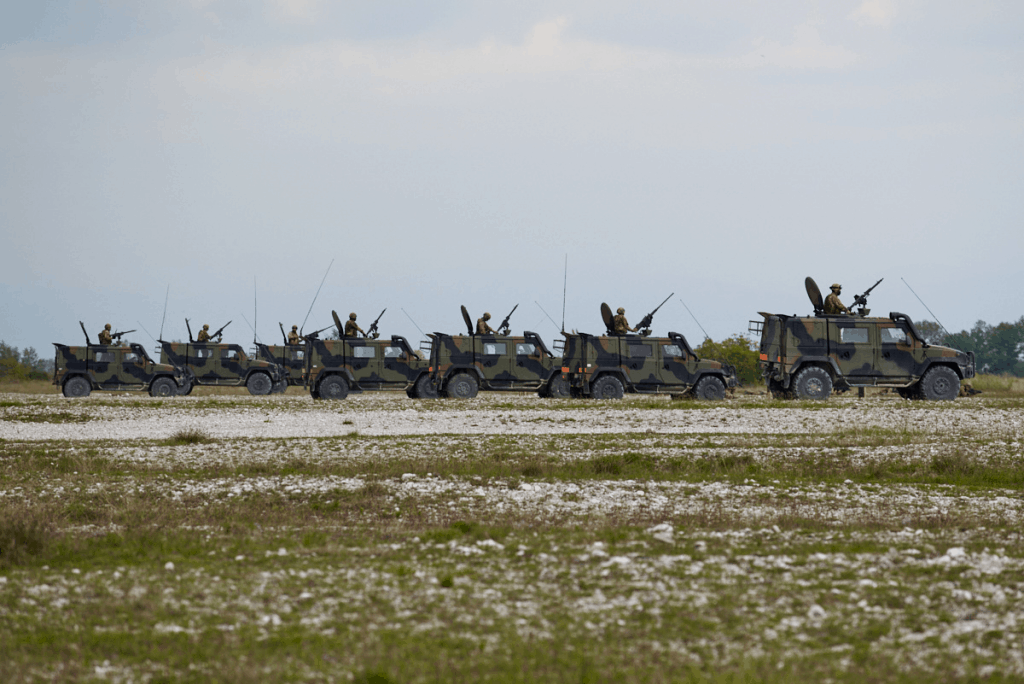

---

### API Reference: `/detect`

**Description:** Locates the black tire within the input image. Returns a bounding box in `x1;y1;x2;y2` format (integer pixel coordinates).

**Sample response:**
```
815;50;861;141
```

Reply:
919;366;960;401
63;376;91;398
544;375;570;399
150;377;177;397
318;375;349;400
793;366;832;400
414;374;438;399
693;375;726;401
178;381;194;396
590;375;624;400
246;372;273;396
445;373;478;399
272;379;288;394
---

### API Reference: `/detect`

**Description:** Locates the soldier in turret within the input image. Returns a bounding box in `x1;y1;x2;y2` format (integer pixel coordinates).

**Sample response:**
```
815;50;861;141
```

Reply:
613;307;637;335
345;313;365;338
197;324;212;342
476;312;495;335
824;284;850;315
98;324;113;345
288;325;302;345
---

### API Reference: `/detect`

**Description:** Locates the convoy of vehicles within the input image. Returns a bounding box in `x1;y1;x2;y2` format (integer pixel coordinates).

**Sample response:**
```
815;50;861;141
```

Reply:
50;277;976;402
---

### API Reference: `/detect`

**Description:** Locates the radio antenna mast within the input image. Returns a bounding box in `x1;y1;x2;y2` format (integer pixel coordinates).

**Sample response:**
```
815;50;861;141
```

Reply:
158;285;169;340
402;307;426;337
561;254;568;332
901;277;968;348
300;259;334;333
679;298;711;341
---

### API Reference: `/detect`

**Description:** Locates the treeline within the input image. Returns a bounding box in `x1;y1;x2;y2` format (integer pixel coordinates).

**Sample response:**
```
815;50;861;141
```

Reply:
0;342;54;381
695;335;760;385
918;318;1024;376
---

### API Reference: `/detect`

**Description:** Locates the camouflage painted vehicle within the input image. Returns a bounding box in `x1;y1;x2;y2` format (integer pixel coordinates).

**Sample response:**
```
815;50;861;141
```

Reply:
425;307;567;399
254;340;305;394
304;332;435;400
748;277;976;400
159;340;284;396
53;338;186;398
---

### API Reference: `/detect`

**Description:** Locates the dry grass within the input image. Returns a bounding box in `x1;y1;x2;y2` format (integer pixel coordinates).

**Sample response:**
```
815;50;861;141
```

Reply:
971;373;1024;396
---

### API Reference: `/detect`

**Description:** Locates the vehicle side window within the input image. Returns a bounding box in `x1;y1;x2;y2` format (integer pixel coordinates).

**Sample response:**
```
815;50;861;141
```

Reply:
352;347;375;359
289;350;304;361
383;347;405;359
196;348;212;359
880;327;907;344
95;352;116;363
662;344;683;358
516;343;537;355
840;328;869;344
221;349;240;360
629;344;653;358
483;343;507;355
124;353;139;363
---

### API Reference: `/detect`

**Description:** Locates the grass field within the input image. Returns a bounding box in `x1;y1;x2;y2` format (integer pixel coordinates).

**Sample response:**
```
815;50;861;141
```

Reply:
1;390;1023;682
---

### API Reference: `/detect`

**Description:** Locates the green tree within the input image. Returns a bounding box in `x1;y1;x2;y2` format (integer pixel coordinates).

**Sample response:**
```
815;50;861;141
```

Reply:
0;341;28;381
694;334;760;385
944;318;1024;377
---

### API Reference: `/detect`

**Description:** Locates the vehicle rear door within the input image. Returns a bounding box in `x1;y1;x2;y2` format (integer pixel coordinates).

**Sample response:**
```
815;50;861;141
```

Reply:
190;344;218;383
348;339;381;389
830;321;877;382
90;346;119;389
624;338;657;388
477;336;513;387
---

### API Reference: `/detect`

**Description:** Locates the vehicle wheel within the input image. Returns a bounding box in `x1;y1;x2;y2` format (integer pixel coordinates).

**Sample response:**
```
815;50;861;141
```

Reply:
590;375;624;400
767;380;791;399
63;376;91;398
445;373;478;399
272;379;288;394
150;377;177;397
318;375;349;400
793;367;832;400
246;372;273;396
415;374;438;399
545;376;570;399
178;381;194;396
693;375;726;401
919;366;960;401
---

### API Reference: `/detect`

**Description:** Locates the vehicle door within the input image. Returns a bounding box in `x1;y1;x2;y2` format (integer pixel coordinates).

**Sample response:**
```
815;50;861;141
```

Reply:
217;345;248;383
477;336;513;387
285;346;305;383
381;340;416;388
624;338;658;388
877;323;917;383
90;346;120;389
830;321;877;381
348;339;381;389
513;338;547;386
120;348;148;388
659;340;696;387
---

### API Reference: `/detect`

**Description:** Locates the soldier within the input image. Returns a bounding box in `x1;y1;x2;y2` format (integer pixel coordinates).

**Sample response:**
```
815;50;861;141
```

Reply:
824;284;850;315
344;313;365;338
476;312;495;335
287;325;302;345
613;307;637;335
97;324;113;345
197;324;212;342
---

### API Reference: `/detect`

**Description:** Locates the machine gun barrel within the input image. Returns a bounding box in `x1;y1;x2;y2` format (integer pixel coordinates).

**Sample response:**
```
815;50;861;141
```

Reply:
851;278;883;309
636;292;674;331
304;324;333;340
367;308;387;339
498;303;518;335
210;320;232;340
110;329;136;341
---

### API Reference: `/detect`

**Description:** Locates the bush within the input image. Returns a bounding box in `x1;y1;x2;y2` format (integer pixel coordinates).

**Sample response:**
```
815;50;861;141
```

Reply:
695;335;760;385
0;508;54;568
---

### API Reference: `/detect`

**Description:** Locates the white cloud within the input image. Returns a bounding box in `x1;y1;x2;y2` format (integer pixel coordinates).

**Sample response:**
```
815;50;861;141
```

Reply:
849;0;899;28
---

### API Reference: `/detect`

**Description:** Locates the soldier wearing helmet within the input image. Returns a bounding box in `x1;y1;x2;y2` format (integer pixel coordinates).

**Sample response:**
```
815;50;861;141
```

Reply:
824;284;850;315
613;307;637;335
197;324;212;342
345;312;365;338
287;325;302;346
97;323;113;345
476;312;496;335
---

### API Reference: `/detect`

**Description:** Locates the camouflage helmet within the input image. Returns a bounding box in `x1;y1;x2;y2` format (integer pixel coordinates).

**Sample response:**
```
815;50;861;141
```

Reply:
291;325;298;330
830;283;842;291
203;324;209;330
617;307;625;314
349;313;357;320
104;323;111;330
483;312;491;320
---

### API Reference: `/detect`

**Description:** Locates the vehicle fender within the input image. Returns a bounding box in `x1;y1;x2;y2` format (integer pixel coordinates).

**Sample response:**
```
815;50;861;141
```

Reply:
317;368;359;387
783;358;840;388
693;369;733;388
444;365;486;382
588;368;630;391
63;373;93;389
917;359;964;380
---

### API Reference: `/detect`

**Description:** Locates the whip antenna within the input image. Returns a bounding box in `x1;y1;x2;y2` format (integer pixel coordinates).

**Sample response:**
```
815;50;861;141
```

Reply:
901;277;968;348
679;298;711;341
561;254;567;332
301;259;334;333
158;285;169;340
535;301;561;332
402;307;426;338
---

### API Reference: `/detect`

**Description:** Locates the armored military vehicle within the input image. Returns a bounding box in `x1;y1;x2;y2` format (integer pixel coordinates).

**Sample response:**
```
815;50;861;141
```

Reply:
426;306;569;399
748;277;976;400
560;302;737;400
251;324;312;394
159;320;284;396
53;323;186;397
304;311;436;400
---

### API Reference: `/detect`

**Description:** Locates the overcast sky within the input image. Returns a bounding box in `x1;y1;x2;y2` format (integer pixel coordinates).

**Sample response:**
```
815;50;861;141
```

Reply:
2;0;1021;357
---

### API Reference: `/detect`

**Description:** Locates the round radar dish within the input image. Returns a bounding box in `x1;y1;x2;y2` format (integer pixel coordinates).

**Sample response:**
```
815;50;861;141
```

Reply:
460;305;474;335
600;303;614;333
805;277;824;314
